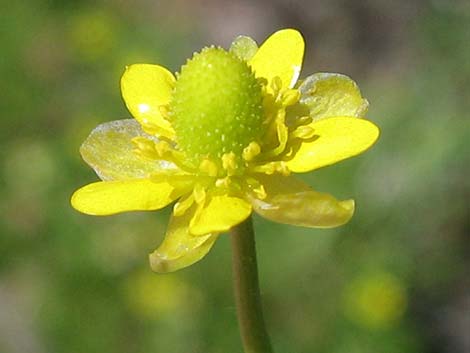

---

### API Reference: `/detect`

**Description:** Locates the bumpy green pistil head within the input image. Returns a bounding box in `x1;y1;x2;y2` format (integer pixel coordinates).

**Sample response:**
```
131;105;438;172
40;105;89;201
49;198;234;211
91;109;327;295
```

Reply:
171;47;264;164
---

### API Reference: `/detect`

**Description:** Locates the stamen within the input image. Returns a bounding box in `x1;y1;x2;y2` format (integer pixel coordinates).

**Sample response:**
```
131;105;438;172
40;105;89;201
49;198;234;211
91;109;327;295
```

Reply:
271;76;283;94
250;161;290;176
257;77;268;87
294;116;313;127
132;136;155;151
290;125;316;140
151;141;196;174
173;193;195;216
154;140;171;156
242;142;261;161
281;89;300;107
245;178;267;200
215;177;231;188
199;158;219;177
189;187;207;232
193;184;206;205
150;174;192;183
222;152;238;176
158;104;170;118
132;137;159;160
263;118;288;157
140;121;175;140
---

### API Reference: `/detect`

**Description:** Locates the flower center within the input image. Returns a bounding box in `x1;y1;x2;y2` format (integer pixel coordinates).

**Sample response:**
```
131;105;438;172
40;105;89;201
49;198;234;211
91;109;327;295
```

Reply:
170;47;264;166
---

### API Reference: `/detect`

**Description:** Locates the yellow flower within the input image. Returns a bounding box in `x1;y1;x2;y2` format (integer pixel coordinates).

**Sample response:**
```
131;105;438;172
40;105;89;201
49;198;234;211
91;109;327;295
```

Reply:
343;272;407;329
71;29;379;273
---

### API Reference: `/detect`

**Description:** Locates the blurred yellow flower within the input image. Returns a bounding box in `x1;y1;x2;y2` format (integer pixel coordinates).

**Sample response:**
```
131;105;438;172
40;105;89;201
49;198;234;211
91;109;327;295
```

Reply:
343;272;407;329
71;29;379;272
69;10;117;62
123;270;197;319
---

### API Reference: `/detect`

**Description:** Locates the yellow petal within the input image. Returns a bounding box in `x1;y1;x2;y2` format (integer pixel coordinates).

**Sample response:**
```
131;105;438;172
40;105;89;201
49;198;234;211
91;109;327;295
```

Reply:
297;73;369;120
121;64;175;137
80;119;176;181
249;29;304;89
149;210;218;273
71;179;190;215
190;195;252;236
249;174;355;228
286;117;380;173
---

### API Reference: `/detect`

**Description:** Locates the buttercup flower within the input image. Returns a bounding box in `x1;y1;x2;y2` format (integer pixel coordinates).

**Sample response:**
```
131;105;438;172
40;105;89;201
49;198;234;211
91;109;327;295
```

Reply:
71;29;379;273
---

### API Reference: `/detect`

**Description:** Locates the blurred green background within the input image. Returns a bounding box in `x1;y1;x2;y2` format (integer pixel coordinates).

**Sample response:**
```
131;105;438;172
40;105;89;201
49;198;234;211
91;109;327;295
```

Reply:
1;1;469;352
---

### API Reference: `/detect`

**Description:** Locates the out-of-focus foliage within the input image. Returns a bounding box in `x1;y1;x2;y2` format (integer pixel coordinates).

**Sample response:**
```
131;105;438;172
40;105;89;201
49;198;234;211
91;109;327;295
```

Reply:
0;1;468;353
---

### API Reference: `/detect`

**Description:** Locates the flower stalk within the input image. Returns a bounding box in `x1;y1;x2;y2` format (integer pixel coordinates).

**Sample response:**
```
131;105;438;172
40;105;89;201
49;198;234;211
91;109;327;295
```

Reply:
231;216;273;353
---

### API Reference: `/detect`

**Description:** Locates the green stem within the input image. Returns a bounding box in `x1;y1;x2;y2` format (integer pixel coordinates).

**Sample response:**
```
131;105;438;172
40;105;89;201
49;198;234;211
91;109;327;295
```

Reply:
230;216;273;353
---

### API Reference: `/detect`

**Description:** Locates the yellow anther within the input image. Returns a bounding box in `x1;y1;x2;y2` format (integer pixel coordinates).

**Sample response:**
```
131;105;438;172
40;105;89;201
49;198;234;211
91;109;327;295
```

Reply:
222;152;237;176
140;121;175;140
242;141;261;161
193;184;206;204
132;137;159;160
251;161;290;176
132;137;155;151
263;120;288;158
291;125;316;139
158;104;170;118
140;141;196;174
271;76;283;94
282;89;300;107
173;194;194;217
257;77;268;87
245;178;267;200
276;120;288;148
295;115;313;126
215;177;231;188
189;200;205;232
253;184;267;199
154;141;171;157
199;158;219;177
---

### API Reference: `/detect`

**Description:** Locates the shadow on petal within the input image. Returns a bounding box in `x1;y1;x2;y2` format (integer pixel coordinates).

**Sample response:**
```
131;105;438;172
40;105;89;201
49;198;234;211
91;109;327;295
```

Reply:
149;208;219;273
249;174;355;228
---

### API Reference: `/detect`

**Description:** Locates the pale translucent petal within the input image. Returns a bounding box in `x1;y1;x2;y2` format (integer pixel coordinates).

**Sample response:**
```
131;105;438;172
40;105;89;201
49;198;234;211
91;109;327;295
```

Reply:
149;209;218;273
80;119;176;181
190;195;252;236
297;73;369;120
230;35;258;61
120;64;175;137
286;117;380;173
249;29;304;89
249;174;355;228
71;179;190;215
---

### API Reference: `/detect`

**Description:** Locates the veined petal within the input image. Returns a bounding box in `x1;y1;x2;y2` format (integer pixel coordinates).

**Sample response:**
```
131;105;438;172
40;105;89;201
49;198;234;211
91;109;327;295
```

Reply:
249;174;355;228
249;29;304;89
71;179;191;215
297;73;369;120
80;119;176;181
286;117;380;173
190;195;252;236
121;64;175;137
149;210;218;273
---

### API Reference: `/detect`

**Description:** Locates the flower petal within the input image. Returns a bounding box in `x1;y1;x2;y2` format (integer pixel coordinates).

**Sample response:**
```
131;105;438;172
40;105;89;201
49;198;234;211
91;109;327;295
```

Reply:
249;174;355;228
149;210;218;273
71;179;190;215
80;119;176;181
190;195;252;236
249;29;304;89
121;64;175;137
297;73;369;120
286;117;380;173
